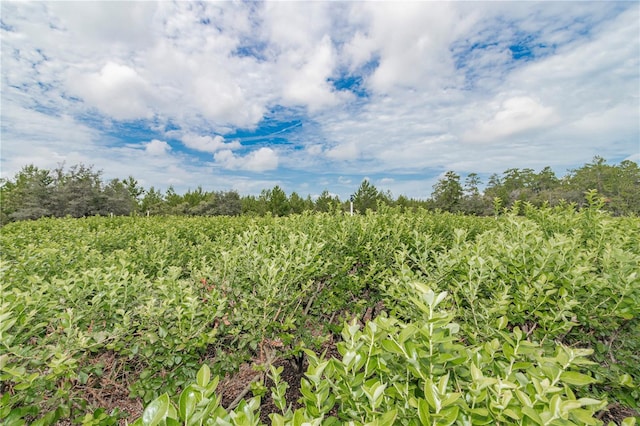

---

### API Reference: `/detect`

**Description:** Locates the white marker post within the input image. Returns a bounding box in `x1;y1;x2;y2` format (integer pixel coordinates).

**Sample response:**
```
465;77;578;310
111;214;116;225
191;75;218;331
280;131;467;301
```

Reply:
350;196;354;216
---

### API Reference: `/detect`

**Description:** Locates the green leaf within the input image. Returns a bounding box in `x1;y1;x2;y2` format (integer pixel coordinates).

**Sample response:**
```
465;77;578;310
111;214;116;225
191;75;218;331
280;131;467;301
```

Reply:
30;407;62;426
437;406;459;426
618;374;634;388
570;408;600;425
522;406;543;425
434;291;448;308
142;393;171;426
441;393;460;408
577;398;604;407
197;364;211;387
269;413;285;426
377;409;398;426
560;371;597;386
0;354;9;369
423;379;441;412
179;385;200;421
496;316;508;330
418;398;430;425
380;339;403;355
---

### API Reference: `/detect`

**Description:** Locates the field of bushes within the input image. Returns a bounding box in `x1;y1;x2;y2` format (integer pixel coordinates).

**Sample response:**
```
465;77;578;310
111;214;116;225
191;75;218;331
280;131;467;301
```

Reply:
1;196;638;425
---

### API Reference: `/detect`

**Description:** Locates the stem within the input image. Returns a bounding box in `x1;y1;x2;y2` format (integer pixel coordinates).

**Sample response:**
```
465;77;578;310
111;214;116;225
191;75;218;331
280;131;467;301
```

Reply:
225;349;277;411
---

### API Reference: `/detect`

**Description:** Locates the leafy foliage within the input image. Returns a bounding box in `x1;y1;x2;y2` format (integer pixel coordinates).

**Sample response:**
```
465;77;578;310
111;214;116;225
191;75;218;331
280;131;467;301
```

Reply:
132;285;627;425
1;203;638;424
2;157;639;224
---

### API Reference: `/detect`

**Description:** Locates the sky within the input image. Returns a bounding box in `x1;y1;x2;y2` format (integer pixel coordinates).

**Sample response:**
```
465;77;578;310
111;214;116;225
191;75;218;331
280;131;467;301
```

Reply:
1;1;639;200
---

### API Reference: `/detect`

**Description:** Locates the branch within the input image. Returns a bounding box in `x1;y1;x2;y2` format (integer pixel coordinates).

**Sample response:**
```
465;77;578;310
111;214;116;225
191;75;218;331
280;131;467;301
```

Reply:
225;349;277;411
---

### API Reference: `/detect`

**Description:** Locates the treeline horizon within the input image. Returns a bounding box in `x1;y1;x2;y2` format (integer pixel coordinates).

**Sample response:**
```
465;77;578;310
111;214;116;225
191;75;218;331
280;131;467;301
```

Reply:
1;155;638;224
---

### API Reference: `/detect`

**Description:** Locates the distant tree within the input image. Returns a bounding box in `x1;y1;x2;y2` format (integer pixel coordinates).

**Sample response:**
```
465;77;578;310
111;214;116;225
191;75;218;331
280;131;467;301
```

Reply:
532;167;559;193
315;190;339;213
141;187;165;215
568;156;610;195
180;188;242;217
351;179;380;213
0;165;54;222
502;168;536;206
431;171;463;212
190;195;217;216
460;173;486;215
567;157;640;215
183;187;209;210
216;191;242;216
102;178;135;216
395;195;411;212
3;157;637;222
123;176;144;211
613;160;640;215
265;185;290;216
463;173;481;197
484;173;507;207
288;192;307;215
304;195;315;212
52;163;104;218
165;186;183;208
565;156;617;211
378;189;394;208
484;168;538;209
242;194;267;216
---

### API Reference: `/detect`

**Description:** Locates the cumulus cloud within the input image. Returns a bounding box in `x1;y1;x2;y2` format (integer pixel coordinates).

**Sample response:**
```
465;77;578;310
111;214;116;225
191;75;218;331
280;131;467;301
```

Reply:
280;36;346;111
181;134;241;154
1;1;637;199
462;96;556;143
47;2;157;49
326;142;359;161
66;62;155;120
347;2;472;93
145;140;171;156
214;147;279;172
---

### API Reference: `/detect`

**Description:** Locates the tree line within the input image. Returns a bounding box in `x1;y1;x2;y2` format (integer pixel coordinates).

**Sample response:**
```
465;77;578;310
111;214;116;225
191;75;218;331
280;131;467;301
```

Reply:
1;156;638;224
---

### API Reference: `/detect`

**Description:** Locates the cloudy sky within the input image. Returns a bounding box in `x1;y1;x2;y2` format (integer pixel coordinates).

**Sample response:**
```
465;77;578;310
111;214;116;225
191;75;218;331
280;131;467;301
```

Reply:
1;1;638;199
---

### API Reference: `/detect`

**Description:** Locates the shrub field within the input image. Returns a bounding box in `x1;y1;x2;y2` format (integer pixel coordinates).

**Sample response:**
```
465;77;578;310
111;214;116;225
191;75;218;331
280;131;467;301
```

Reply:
1;198;639;425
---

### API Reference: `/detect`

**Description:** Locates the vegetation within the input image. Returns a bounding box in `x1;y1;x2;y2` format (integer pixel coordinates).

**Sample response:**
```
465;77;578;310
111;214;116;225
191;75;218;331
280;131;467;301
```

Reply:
1;198;638;425
1;157;638;224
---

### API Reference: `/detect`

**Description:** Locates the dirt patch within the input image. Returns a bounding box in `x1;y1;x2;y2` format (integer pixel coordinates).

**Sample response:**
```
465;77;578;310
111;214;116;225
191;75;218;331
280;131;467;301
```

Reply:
596;403;640;425
217;360;264;408
214;354;312;423
214;335;342;424
50;351;143;425
77;351;144;425
254;358;307;424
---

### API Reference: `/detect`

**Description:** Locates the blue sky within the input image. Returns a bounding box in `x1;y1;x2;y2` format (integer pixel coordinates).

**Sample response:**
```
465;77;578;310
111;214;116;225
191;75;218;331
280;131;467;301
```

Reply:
1;1;638;199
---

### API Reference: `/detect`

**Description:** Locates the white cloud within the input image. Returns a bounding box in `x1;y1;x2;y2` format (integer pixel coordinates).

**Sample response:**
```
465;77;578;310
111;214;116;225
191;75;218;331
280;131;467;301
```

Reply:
1;1;637;199
47;2;157;49
462;96;556;143
145;140;171;156
306;144;324;156
214;147;279;172
625;153;640;163
347;2;474;94
280;36;346;111
66;62;155;120
326;142;359;161
181;134;241;154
